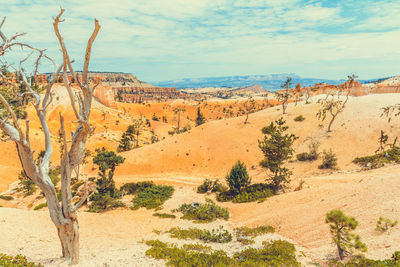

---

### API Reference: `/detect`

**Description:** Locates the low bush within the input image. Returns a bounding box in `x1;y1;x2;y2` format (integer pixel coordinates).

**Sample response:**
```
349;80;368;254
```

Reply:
168;226;232;243
0;253;43;267
318;149;338;169
353;147;400;169
0;195;13;201
131;185;174;210
293;115;305;122
33;203;47;210
296;140;320;161
197;179;227;194
145;239;300;266
145;240;233;266
217;183;274;203
234;240;300;266
120;181;155;195
174;198;229;222
235;225;275;238
153;213;176;219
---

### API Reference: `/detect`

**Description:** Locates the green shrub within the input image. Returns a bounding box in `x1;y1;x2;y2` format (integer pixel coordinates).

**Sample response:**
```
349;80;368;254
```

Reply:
33;203;47;210
88;193;124;213
168;226;232;243
235;225;275;238
0;253;43;267
153;213;176;219
234;240;300;266
319;150;338;169
175;198;229;222
131;185;174;210
217;183;274;203
0;195;13;201
353;147;400;169
294;115;305;122
329;252;400;267
145;240;233;266
120;181;155;195
376;217;398;233
145;239;300;267
296;140;320;161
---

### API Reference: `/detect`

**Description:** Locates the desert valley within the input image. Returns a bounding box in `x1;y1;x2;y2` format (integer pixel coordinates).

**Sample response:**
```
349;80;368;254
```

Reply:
1;2;400;267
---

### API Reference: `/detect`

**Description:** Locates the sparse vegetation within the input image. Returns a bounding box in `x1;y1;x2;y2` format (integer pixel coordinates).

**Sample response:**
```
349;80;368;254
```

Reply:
376;217;398;233
168;226;232;243
319;150;338;169
131;185;174;210
175;198;229;222
296;140;320;161
259;118;298;192
0;253;43;267
325;209;367;260
353;131;400;169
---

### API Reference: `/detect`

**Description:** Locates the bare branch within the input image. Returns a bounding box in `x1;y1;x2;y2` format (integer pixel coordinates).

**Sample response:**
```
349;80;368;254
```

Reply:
82;19;101;86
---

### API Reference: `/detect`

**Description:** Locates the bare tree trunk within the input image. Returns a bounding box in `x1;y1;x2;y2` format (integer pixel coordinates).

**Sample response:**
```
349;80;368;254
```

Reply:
57;217;79;264
282;102;287;114
244;113;249;124
327;114;337;132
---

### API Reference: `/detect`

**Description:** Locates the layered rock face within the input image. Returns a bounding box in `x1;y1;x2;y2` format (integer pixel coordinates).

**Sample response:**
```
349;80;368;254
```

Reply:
36;72;188;107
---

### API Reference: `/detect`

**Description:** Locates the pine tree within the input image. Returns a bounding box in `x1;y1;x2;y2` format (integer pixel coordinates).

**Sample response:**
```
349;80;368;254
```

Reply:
195;107;206;126
325;209;367;260
258;118;297;192
226;161;251;193
117;132;132;152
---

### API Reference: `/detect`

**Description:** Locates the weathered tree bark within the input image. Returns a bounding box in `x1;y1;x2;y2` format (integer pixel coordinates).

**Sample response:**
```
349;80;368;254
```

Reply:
0;9;100;264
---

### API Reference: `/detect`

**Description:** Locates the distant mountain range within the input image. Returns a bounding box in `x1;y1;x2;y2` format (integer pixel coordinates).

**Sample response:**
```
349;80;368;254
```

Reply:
152;74;387;91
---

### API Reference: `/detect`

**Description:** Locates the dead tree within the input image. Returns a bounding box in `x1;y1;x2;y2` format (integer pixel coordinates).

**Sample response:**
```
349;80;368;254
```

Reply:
0;9;100;264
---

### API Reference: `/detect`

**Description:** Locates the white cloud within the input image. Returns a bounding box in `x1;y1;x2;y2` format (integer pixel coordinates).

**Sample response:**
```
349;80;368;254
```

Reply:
1;0;399;81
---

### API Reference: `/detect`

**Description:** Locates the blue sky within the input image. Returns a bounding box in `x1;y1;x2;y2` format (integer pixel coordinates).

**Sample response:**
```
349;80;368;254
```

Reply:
1;0;400;82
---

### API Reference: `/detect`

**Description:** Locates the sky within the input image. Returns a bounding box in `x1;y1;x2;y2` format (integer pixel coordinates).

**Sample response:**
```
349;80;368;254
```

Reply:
1;0;400;82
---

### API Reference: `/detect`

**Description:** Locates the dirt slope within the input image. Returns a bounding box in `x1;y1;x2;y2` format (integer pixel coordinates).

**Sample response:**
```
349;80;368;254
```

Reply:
106;94;400;187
